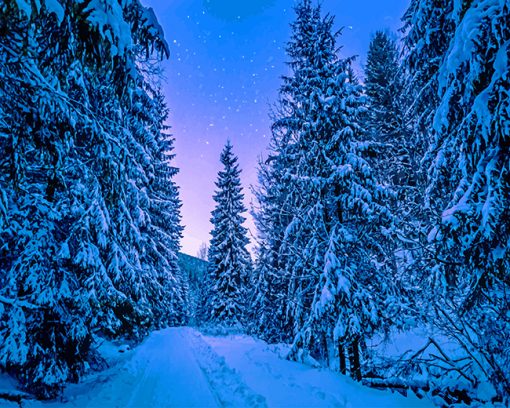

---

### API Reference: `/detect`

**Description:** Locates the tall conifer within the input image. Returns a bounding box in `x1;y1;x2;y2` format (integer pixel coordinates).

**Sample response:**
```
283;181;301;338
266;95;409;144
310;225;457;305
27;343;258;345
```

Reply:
206;141;251;326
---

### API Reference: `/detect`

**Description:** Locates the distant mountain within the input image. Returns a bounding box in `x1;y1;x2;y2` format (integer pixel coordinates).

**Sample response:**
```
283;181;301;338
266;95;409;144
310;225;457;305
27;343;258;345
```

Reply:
178;252;208;288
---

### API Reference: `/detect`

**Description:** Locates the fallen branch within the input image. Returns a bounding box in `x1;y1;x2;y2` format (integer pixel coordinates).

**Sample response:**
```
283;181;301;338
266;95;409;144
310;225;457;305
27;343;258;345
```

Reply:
0;390;34;405
363;377;429;391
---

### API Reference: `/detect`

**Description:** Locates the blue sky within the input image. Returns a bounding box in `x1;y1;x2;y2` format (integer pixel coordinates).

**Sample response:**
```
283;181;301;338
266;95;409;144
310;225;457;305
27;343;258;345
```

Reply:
141;0;410;256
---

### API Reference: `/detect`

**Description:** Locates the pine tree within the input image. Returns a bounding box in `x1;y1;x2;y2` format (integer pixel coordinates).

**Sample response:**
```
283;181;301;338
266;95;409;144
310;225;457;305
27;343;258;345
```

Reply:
365;32;400;136
252;1;394;381
250;151;294;342
400;1;456;283
401;0;455;137
252;0;327;344
403;0;510;400
364;31;412;188
363;31;426;331
0;0;184;397
285;33;393;381
141;90;187;327
273;0;329;343
206;141;251;326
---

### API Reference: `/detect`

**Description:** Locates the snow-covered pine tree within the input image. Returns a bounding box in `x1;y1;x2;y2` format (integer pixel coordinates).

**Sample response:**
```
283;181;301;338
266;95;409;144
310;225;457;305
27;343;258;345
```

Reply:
401;0;455;140
363;30;426;331
364;31;411;188
0;0;183;397
285;29;393;382
252;0;328;344
0;1;105;396
399;2;457;294
365;31;400;134
250;149;295;342
273;0;328;343
253;0;394;381
85;3;177;339
138;89;187;328
403;0;510;401
206;141;251;327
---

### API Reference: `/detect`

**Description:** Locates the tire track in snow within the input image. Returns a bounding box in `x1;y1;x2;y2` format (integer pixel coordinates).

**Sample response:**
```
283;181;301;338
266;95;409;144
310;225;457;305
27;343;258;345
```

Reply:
80;328;220;408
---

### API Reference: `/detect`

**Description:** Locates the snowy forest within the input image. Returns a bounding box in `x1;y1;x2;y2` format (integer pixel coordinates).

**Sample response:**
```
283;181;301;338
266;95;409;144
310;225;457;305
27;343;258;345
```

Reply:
0;0;508;406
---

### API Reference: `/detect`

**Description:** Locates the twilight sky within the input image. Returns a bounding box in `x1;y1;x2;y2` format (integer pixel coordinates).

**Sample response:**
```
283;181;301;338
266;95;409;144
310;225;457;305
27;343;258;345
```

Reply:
141;0;410;257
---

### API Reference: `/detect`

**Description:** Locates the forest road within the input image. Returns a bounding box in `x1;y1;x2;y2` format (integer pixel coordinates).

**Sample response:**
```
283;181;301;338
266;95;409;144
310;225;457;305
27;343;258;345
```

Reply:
77;327;265;408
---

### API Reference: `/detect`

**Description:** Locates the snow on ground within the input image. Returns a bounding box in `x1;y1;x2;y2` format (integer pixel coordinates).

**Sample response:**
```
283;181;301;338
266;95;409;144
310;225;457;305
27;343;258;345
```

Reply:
0;373;31;407
1;327;433;407
26;328;220;408
202;333;431;408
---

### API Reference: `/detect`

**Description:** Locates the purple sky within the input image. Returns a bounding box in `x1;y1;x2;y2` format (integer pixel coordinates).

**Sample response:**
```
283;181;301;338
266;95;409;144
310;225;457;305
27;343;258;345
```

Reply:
141;0;410;257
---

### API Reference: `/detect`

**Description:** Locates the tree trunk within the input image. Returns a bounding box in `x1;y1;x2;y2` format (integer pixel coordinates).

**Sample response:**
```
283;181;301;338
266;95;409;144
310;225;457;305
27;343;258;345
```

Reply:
338;342;346;375
348;338;362;381
323;335;329;366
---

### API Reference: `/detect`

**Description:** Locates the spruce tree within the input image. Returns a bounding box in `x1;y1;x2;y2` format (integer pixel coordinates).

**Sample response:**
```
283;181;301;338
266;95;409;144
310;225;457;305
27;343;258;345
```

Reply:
365;32;400;136
403;0;510;400
363;31;425;331
364;31;412;188
0;0;184;397
141;90;187;327
273;0;329;343
285;38;393;382
206;141;251;326
252;0;327;344
253;1;394;381
251;151;294;342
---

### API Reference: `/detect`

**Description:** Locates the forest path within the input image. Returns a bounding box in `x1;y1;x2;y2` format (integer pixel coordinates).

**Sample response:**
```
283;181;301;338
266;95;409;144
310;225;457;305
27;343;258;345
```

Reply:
112;327;225;407
23;327;431;408
25;327;264;408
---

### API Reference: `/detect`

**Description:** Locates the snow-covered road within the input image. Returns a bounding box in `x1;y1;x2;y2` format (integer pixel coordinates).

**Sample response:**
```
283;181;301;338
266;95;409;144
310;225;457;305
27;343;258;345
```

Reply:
92;328;221;407
21;327;431;407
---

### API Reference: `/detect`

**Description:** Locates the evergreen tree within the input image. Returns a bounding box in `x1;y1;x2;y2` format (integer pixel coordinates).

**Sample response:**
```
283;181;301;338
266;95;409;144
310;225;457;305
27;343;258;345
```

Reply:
401;0;455;137
365;32;400;136
403;0;510;400
253;0;394;381
250;151;294;342
364;31;412;188
141;90;187;327
284;25;393;381
0;0;184;397
363;31;426;331
252;0;326;344
206;141;251;326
